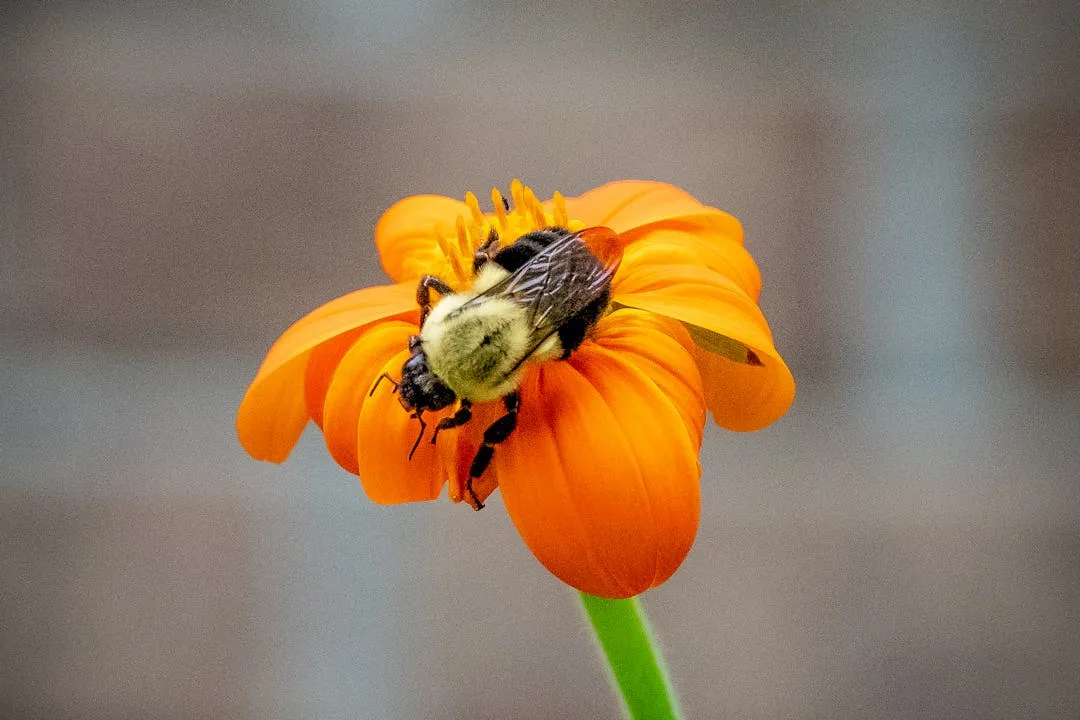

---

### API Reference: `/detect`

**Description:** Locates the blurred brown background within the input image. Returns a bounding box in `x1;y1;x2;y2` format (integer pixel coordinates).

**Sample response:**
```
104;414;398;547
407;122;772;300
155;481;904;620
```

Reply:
2;1;1078;718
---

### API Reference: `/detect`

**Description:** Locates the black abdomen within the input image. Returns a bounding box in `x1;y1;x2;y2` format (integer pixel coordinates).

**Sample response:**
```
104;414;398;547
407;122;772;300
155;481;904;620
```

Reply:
491;227;571;273
552;287;610;355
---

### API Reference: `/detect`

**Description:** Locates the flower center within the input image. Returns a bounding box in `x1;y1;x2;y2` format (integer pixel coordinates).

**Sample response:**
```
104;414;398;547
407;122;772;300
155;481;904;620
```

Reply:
431;179;585;288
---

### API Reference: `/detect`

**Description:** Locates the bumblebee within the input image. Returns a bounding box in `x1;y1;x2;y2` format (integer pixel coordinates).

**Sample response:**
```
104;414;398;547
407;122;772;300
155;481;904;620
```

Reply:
371;225;622;509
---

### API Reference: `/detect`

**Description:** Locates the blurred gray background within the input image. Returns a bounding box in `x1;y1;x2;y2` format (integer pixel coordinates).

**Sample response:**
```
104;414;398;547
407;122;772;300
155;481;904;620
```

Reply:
2;1;1078;718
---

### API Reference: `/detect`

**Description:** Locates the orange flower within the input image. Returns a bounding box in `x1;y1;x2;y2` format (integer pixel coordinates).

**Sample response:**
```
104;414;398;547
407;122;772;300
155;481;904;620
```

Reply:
237;180;794;598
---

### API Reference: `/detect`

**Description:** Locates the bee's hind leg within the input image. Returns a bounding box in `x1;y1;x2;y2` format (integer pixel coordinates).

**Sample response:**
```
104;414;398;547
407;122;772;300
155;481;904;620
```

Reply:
466;392;520;510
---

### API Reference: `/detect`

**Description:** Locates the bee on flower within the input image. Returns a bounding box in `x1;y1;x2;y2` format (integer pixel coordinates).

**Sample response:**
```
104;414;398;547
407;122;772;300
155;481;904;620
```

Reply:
237;180;794;598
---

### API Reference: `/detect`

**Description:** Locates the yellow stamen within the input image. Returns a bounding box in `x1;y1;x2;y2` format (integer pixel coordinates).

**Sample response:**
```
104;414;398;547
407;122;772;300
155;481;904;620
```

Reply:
465;191;484;225
429;182;585;287
433;222;453;259
553;191;568;227
524;186;546;228
510;179;525;216
433;222;466;284
492;187;508;232
447;247;466;283
455;215;472;257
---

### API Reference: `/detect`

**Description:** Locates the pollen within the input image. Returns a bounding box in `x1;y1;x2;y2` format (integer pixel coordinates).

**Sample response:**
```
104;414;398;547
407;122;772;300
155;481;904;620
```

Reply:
431;179;585;288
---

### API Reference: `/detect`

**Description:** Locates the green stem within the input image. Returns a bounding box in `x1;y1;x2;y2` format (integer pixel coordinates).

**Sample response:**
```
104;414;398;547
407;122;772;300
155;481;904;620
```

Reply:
579;592;683;720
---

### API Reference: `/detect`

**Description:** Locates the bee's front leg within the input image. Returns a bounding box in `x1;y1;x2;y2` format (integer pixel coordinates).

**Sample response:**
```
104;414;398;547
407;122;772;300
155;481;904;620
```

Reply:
407;411;428;461
416;275;454;327
369;372;399;396
430;399;472;446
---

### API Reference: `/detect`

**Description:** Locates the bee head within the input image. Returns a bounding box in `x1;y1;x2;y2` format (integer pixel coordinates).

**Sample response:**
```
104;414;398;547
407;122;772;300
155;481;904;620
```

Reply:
398;346;456;413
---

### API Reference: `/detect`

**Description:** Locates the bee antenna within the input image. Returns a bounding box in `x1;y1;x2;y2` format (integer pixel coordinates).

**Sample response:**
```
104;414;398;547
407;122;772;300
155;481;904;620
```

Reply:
370;372;399;397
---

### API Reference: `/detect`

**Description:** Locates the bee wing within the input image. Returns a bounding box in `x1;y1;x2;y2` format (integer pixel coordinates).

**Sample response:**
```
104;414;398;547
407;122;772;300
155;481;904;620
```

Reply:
524;226;621;331
470;227;622;334
573;226;624;277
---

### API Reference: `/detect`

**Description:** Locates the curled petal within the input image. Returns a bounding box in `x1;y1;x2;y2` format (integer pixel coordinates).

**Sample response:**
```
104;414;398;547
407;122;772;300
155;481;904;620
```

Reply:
561;180;744;244
614;260;795;431
496;329;703;599
694;345;796;432
236;283;417;462
375;194;471;283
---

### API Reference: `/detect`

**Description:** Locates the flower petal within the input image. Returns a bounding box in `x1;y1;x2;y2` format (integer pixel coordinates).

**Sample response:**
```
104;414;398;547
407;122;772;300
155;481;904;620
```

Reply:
236;282;417;463
305;328;366;428
694;345;796;432
375;194;471;283
592;308;705;447
496;328;703;599
617;225;762;301
322;321;416;475
356;346;456;504
614;260;795;431
562;180;744;244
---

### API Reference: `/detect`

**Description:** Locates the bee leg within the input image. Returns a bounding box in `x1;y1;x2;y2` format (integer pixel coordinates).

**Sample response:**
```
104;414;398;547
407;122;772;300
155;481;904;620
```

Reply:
471;228;500;274
466;392;520;510
407;411;427;461
416;275;454;327
431;399;472;446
